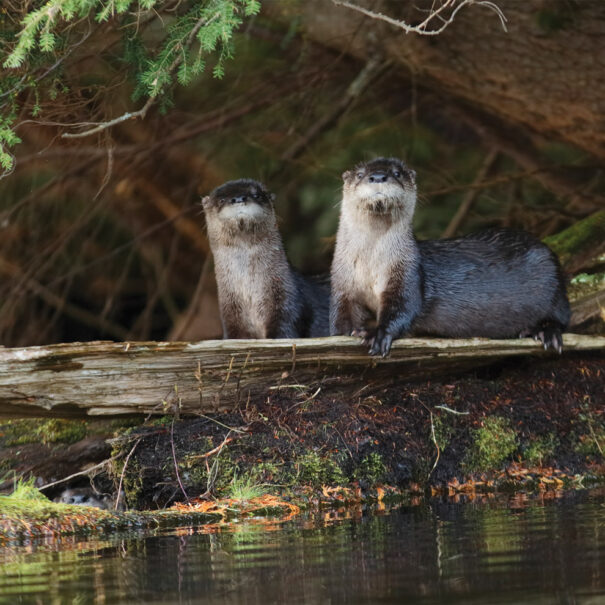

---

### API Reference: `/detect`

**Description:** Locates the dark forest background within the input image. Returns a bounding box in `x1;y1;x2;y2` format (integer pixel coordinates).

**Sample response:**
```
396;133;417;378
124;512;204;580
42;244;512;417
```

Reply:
1;0;603;347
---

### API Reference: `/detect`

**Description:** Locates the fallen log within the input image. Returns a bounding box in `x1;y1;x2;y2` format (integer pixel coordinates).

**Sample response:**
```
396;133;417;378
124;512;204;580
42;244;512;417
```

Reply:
570;287;605;329
0;335;603;418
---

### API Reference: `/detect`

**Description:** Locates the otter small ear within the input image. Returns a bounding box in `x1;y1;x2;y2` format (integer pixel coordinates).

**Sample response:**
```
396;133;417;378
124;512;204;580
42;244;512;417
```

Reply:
409;169;416;181
201;195;210;207
342;170;353;182
270;193;276;203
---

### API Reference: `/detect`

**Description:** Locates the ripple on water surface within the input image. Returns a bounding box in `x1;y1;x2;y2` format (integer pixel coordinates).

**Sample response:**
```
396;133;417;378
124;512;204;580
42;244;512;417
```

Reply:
1;489;604;604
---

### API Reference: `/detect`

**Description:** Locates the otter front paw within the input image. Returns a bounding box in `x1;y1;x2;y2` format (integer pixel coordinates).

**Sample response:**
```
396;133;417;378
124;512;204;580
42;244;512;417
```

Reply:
351;328;371;341
368;327;393;357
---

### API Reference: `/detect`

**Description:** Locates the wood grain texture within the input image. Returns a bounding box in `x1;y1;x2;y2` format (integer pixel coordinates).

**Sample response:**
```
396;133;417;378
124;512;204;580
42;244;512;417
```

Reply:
0;334;603;418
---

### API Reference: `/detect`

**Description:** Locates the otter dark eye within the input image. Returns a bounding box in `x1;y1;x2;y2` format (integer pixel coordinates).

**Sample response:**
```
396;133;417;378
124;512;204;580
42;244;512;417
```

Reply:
393;170;401;178
252;192;260;199
356;172;364;179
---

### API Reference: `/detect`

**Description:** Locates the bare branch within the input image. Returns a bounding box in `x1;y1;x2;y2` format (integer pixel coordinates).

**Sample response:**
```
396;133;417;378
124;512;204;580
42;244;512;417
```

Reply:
0;255;131;340
39;455;122;491
115;438;142;511
332;0;507;35
280;56;390;163
442;149;499;238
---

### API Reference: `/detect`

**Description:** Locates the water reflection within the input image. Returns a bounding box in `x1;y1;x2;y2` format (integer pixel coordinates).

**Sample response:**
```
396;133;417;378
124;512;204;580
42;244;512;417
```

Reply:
1;489;604;604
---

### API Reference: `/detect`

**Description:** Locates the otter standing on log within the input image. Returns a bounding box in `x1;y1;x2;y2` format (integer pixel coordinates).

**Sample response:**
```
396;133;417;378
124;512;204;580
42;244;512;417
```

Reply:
330;157;570;356
202;179;329;339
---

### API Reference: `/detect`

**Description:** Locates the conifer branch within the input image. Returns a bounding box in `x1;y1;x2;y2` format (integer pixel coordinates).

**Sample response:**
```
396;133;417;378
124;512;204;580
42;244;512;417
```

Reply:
61;10;220;139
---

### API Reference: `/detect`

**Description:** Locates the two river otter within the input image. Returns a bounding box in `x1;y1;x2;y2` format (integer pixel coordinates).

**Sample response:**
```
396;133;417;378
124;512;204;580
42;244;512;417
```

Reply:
202;179;329;338
330;157;570;356
202;161;569;355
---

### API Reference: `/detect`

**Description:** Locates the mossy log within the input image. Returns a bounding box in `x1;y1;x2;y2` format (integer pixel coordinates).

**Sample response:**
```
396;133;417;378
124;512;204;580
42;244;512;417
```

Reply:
0;334;603;418
544;210;605;273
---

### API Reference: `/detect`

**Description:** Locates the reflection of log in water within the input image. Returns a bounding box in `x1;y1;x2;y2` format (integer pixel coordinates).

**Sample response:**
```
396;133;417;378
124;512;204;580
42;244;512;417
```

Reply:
0;334;603;418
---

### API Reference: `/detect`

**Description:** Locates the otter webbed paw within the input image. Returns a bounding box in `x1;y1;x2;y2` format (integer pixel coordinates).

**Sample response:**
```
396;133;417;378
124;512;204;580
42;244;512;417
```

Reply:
351;327;394;356
368;327;393;357
520;322;564;354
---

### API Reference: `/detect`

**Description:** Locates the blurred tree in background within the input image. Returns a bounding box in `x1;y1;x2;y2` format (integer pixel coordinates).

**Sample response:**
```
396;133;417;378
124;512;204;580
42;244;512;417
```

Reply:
0;0;603;347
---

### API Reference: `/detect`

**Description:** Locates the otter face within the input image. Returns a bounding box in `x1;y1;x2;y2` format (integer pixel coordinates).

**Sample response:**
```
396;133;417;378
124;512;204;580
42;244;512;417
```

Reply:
54;488;108;509
202;179;275;232
342;158;416;217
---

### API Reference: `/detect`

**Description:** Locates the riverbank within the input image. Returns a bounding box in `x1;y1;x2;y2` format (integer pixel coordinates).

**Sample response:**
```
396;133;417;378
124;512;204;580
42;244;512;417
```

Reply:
1;352;603;541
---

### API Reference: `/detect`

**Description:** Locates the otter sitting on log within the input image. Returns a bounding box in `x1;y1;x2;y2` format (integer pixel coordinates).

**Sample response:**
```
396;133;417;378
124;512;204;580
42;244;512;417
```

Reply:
330;157;570;356
202;179;329;339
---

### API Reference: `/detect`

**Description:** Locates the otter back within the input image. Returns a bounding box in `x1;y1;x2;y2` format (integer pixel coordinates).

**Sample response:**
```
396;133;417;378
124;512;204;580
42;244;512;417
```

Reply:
413;229;570;343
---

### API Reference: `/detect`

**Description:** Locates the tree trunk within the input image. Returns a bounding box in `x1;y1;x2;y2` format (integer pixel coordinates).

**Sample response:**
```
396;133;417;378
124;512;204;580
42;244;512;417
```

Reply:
0;334;603;418
263;1;605;161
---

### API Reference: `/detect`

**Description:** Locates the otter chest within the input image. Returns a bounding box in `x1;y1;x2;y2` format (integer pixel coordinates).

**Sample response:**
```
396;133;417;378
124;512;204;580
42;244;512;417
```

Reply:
216;245;273;337
350;237;393;312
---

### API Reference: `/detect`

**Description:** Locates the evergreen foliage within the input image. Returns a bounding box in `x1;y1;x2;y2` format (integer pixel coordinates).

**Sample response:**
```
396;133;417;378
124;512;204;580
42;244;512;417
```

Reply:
0;0;261;176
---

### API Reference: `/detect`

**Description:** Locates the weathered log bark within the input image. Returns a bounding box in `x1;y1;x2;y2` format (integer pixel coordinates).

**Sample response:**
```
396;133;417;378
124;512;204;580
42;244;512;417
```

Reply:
263;1;605;161
570;287;605;329
0;335;602;418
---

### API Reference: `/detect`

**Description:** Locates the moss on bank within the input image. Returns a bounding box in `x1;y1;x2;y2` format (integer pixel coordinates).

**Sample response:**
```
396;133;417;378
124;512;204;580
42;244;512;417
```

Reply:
0;481;223;544
464;417;518;472
101;356;605;510
1;355;604;524
1;419;87;446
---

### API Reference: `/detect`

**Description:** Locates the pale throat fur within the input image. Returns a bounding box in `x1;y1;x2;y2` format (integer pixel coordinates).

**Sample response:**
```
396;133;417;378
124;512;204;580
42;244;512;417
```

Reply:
335;167;418;314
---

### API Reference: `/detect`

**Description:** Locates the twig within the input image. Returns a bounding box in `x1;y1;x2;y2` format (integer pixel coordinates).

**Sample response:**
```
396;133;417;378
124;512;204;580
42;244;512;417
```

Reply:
39;455;121;491
47;205;199;288
280;55;389;163
425;166;564;198
197;413;248;434
93;142;114;200
115;437;142;510
170;417;189;502
428;410;440;478
171;256;212;341
442;149;499;237
434;405;470;415
286;386;321;412
188;437;234;460
332;0;507;35
0;255;130;340
269;384;310;390
61;100;155;139
419;400;444;478
587;416;604;456
334;425;353;459
454;106;604;214
203;430;233;496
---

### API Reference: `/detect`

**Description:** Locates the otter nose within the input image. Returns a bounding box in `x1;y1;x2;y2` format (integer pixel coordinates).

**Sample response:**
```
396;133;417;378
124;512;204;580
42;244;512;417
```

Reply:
230;195;248;203
368;172;388;183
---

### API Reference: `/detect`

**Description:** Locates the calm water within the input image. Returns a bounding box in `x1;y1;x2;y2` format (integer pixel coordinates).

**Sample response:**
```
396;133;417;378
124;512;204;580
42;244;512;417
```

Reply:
1;490;604;604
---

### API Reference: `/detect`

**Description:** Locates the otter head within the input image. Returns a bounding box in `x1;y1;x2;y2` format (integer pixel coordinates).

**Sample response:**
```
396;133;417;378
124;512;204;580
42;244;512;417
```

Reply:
54;488;107;509
342;157;416;220
202;179;276;237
